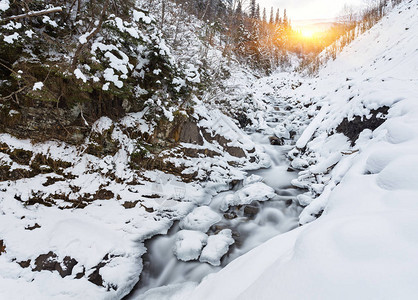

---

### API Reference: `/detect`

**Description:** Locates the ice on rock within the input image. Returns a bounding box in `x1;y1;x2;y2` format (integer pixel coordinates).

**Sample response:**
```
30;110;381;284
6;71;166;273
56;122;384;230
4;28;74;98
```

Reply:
173;230;208;262
297;193;313;206
290;157;309;170
273;124;290;139
243;174;263;186
179;206;221;232
200;229;234;266
220;182;275;212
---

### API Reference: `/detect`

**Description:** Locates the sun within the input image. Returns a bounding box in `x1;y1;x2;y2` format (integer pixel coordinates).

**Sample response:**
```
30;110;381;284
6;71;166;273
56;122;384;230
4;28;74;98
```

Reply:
293;24;324;40
300;28;316;38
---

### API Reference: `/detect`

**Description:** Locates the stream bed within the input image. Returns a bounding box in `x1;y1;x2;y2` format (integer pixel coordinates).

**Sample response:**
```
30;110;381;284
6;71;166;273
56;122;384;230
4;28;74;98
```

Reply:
126;133;304;299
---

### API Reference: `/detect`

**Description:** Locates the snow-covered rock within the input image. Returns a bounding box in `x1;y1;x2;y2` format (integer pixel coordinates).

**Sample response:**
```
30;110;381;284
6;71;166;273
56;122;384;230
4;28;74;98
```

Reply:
199;229;234;266
220;182;276;212
179;206;221;233
173;230;208;262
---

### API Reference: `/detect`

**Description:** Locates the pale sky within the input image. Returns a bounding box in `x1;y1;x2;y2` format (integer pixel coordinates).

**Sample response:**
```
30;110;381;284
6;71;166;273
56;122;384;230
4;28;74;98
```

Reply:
258;0;366;21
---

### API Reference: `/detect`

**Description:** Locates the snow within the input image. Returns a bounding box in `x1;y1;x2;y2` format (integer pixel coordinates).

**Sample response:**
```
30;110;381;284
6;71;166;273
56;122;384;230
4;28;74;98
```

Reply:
32;82;44;91
74;69;87;83
220;181;275;212
173;230;208;262
136;282;197;300
25;30;34;38
133;10;152;24
185;1;418;299
0;0;9;12
91;116;113;134
179;206;221;232
103;68;123;88
199;229;234;266
3;32;19;44
42;16;58;28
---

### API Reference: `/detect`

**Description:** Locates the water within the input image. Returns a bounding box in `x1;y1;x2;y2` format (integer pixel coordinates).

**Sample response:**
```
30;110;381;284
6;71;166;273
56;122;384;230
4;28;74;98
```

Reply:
125;133;304;299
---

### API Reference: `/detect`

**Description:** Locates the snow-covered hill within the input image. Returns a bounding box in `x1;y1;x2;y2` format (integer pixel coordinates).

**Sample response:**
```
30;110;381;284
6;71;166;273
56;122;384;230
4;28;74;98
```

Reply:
185;1;418;299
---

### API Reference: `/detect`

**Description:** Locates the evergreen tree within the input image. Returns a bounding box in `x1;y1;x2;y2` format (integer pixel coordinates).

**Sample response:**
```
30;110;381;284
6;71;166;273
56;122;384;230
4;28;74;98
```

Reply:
262;7;267;23
283;8;288;27
275;8;280;24
269;7;274;24
236;0;242;17
250;0;256;18
256;4;260;20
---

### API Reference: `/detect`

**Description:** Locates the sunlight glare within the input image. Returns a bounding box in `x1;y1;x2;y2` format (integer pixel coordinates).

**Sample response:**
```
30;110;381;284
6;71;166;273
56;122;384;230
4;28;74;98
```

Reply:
300;28;315;38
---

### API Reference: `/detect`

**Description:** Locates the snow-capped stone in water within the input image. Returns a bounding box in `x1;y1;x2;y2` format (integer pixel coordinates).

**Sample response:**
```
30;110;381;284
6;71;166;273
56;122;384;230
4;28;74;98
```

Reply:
290;157;309;170
200;229;234;266
243;174;263;186
179;206;221;232
220;182;275;212
274;124;290;139
173;230;208;262
297;193;313;206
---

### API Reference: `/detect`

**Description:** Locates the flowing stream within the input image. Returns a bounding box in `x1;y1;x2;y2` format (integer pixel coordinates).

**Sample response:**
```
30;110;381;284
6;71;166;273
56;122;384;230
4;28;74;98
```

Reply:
125;129;304;299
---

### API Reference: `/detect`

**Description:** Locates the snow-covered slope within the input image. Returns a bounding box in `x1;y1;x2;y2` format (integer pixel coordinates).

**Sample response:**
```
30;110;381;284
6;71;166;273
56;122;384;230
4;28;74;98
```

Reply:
187;1;418;299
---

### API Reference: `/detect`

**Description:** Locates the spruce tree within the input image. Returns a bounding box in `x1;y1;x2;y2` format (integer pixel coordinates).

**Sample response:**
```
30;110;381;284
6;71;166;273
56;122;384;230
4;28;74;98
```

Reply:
283;8;288;27
250;0;256;18
275;8;280;24
256;4;260;20
236;1;242;17
262;7;267;23
269;7;274;24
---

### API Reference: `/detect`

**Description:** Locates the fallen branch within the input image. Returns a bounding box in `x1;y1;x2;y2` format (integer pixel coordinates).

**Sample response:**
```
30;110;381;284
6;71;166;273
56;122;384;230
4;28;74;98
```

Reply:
341;149;359;155
1;7;62;22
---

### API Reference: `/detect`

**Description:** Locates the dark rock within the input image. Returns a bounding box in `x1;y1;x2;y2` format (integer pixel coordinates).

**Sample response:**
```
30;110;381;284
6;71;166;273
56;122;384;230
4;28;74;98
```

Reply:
202;129;245;158
0;240;5;255
33;251;78;278
18;259;31;268
289;131;297;139
75;267;85;279
88;267;104;287
223;211;237;220
269;136;284;146
142;194;161;199
42;176;65;187
88;254;118;290
336;106;389;146
226;146;245;158
25;223;41;230
243;205;260;219
93;189;114;200
235;113;252;128
179;121;204;145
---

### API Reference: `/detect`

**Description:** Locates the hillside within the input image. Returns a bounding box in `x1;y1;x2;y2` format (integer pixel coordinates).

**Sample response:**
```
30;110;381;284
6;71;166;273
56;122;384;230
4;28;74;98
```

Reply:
185;1;418;299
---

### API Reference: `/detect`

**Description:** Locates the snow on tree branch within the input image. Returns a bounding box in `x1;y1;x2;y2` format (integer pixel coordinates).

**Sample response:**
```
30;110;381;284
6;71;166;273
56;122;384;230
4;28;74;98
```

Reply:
0;6;62;22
